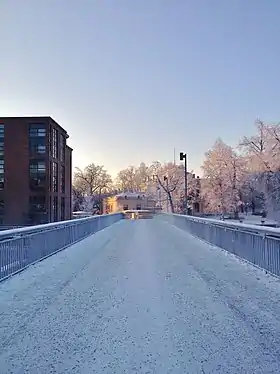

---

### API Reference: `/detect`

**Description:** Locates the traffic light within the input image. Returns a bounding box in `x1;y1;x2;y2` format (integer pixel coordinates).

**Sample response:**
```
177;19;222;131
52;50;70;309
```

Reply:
180;152;185;161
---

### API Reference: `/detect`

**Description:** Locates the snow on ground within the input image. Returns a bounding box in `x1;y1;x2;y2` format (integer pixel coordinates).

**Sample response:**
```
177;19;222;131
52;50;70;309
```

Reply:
240;214;277;224
211;214;278;226
0;219;280;373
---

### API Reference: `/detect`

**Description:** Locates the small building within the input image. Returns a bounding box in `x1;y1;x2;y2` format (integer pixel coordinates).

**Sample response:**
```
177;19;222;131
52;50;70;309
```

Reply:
103;192;156;213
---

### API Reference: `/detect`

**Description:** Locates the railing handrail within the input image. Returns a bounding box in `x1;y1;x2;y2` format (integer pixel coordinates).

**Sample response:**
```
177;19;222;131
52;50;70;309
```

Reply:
157;212;280;277
159;213;280;238
123;209;153;213
0;212;124;281
0;213;121;240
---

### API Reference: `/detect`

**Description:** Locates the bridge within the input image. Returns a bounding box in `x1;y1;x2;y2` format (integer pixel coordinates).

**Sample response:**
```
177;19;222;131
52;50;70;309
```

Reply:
0;213;280;373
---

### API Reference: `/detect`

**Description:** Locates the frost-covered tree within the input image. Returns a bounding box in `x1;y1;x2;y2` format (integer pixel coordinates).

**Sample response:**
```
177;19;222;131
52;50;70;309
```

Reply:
73;163;112;212
149;162;183;213
115;163;154;192
202;139;247;217
115;166;139;192
72;186;84;212
240;120;280;220
136;162;150;191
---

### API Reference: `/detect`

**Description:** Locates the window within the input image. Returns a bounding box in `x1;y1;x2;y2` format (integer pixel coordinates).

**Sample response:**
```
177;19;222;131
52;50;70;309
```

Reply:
60;165;65;193
49;196;52;221
59;134;65;162
123;205;128;210
29;124;46;137
52;162;58;192
0;175;4;190
53;196;58;221
0;159;4;167
37;145;46;154
52;128;58;159
0;124;4;138
29;137;46;155
0;138;4;189
136;204;141;210
29;195;46;212
0;199;4;213
29;195;47;225
30;161;46;173
29;161;46;191
61;197;65;221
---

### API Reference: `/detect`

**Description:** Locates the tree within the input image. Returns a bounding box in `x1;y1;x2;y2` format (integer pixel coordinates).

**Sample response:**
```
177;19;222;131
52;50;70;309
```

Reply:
115;163;150;192
72;186;84;211
240;120;280;220
151;162;183;213
136;162;150;191
202;139;246;217
115;166;138;192
240;120;273;173
73;163;112;212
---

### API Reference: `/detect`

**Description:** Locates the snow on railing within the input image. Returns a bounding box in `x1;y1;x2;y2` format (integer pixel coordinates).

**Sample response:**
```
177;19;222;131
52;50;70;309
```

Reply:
164;213;280;237
157;213;280;277
0;213;124;282
0;214;113;240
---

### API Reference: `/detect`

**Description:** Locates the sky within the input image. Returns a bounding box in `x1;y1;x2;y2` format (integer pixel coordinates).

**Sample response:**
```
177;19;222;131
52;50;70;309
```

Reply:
1;0;280;178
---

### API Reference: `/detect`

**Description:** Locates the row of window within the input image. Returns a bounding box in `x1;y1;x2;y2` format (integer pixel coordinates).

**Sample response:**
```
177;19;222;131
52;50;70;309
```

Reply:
50;161;65;193
29;124;47;157
29;195;66;224
29;125;46;137
0;123;66;159
29;160;65;193
0;159;66;192
0;124;66;192
0;194;66;224
123;204;142;210
29;124;66;162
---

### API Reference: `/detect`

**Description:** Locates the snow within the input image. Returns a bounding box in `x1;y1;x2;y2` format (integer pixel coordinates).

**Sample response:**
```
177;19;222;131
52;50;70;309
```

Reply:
210;214;278;226
0;219;280;373
229;214;278;226
169;213;280;236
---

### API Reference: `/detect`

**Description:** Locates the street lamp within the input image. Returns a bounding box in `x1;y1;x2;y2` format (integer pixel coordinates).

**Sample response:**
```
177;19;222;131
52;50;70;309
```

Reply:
180;152;188;215
163;176;168;212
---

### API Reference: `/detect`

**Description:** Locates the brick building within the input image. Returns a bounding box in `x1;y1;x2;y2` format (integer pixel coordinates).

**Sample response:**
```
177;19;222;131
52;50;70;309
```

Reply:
0;117;72;226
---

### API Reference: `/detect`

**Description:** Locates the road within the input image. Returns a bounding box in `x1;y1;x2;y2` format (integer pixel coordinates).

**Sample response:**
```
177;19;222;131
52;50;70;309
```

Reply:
0;219;280;373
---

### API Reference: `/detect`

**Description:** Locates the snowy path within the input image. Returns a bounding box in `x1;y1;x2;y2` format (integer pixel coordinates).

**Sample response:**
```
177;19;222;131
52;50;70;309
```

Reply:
0;220;280;373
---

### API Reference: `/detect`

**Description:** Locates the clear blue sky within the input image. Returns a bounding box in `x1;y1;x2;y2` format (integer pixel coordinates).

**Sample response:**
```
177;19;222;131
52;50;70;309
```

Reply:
1;0;280;177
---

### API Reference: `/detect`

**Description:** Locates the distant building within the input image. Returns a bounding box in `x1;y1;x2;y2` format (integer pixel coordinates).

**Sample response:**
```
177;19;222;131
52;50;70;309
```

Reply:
103;192;156;213
0;116;72;226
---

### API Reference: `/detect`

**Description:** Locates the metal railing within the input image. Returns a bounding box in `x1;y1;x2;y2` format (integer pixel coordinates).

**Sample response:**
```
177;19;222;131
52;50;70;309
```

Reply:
0;213;123;281
156;213;280;277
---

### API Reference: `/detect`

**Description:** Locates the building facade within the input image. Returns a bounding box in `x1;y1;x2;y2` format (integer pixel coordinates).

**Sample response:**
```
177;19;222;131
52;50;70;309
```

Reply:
0;117;72;226
103;192;156;213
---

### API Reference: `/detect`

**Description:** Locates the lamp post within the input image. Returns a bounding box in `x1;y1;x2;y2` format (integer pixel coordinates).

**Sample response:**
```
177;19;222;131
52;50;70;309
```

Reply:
180;152;188;215
163;176;168;212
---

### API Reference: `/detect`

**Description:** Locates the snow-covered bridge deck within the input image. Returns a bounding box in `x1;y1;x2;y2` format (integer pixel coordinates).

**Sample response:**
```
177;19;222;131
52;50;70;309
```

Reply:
1;220;280;373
